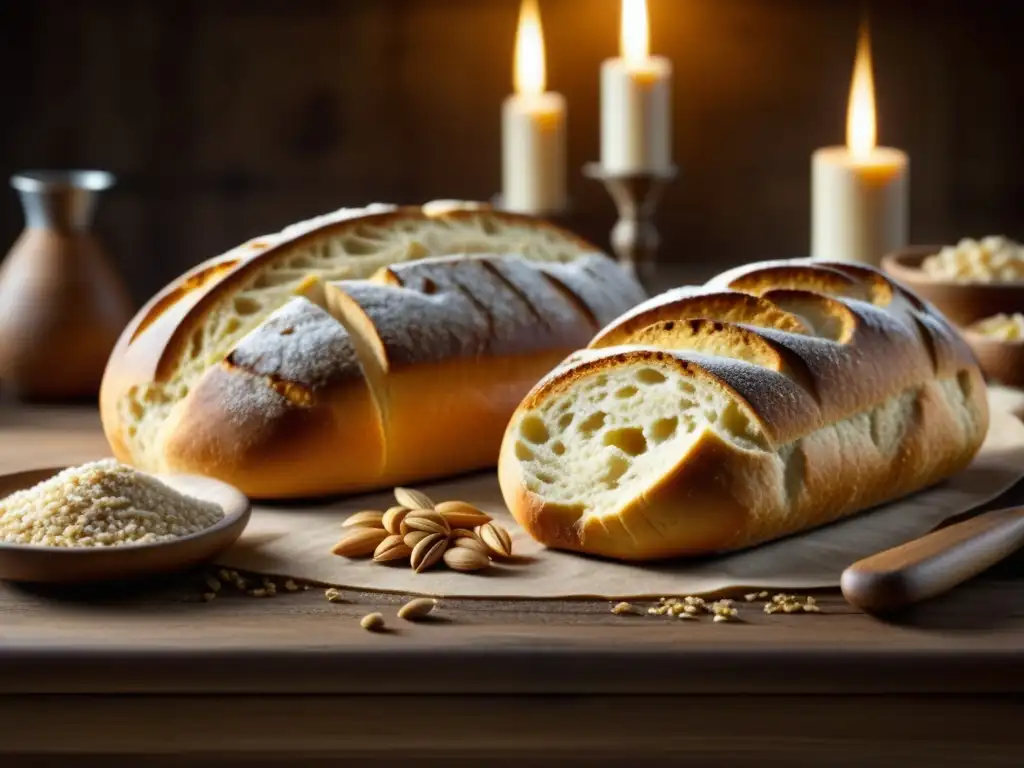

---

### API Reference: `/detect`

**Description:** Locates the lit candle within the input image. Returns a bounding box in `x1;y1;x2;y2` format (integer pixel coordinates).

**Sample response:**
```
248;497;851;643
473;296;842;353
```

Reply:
501;0;567;215
600;0;672;174
812;23;909;266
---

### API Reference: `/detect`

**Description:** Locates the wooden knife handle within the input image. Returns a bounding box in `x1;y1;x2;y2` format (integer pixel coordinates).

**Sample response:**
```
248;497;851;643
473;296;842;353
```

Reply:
840;506;1024;613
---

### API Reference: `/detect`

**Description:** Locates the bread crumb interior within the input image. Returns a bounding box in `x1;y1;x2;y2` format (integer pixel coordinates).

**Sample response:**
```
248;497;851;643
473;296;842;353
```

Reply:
512;362;766;517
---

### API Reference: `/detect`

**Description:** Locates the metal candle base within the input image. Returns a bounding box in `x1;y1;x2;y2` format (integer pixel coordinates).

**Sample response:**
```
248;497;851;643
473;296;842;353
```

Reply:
583;163;677;289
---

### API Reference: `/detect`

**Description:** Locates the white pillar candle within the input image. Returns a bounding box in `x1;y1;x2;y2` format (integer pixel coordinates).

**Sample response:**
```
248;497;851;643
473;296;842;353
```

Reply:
501;0;567;215
600;0;672;174
812;147;908;267
811;23;909;266
502;93;567;215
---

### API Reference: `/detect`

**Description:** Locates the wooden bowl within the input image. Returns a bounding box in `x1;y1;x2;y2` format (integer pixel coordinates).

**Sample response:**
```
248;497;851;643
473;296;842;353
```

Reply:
0;467;250;583
881;246;1024;327
961;330;1024;388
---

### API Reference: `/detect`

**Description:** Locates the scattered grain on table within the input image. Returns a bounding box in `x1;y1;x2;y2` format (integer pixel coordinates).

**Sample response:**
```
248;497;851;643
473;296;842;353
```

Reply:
360;612;386;631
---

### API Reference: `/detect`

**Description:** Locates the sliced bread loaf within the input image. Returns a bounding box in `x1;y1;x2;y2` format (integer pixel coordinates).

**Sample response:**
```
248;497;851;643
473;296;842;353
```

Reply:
498;260;989;560
123;241;644;496
101;202;601;473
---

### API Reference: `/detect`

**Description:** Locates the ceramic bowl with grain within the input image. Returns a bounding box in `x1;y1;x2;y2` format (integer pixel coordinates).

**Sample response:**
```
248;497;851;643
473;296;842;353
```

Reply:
961;319;1024;388
882;246;1024;386
881;245;1024;328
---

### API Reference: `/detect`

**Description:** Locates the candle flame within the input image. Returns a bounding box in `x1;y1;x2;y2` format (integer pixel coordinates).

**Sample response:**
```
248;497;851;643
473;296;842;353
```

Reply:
846;21;877;160
514;0;546;96
621;0;650;64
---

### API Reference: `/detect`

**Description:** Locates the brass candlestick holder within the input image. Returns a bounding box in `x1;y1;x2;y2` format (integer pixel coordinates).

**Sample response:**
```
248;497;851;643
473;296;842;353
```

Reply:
584;163;677;289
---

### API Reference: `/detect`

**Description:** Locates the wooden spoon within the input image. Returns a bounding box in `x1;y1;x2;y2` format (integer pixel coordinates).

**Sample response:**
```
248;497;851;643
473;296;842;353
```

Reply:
0;466;250;583
841;505;1024;614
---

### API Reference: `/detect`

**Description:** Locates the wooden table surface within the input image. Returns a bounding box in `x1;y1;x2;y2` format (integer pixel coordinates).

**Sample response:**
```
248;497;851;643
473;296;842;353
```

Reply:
1;406;1023;766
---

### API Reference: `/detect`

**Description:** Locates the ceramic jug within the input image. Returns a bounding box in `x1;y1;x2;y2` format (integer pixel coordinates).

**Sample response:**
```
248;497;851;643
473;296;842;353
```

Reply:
0;171;134;400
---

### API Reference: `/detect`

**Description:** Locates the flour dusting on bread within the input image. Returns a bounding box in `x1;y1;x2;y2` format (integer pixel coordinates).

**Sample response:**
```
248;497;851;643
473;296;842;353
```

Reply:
227;298;363;389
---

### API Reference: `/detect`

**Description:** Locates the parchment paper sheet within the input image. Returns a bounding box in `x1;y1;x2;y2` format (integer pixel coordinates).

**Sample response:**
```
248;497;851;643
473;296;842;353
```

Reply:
216;411;1024;599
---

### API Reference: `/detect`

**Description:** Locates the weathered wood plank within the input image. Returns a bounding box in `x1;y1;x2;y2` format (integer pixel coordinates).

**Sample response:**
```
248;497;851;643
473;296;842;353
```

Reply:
1;693;1022;764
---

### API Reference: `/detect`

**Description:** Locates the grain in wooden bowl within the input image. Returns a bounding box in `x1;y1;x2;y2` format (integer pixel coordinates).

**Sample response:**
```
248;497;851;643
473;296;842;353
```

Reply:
0;462;250;583
882;238;1024;327
963;313;1024;388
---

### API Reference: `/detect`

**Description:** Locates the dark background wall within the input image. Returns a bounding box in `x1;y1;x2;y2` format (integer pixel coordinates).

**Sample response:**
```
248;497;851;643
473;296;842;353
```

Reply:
1;0;1021;302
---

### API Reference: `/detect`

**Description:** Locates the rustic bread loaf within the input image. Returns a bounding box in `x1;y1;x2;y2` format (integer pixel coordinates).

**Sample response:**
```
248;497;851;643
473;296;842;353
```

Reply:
498;259;989;561
101;202;646;497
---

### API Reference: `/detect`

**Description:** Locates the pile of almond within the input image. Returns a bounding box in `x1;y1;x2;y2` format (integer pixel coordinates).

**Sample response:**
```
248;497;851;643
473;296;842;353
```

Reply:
330;487;513;574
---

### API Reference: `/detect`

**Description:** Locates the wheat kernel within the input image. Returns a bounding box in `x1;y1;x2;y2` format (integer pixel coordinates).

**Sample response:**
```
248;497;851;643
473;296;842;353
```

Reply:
360;612;385;631
397;597;437;620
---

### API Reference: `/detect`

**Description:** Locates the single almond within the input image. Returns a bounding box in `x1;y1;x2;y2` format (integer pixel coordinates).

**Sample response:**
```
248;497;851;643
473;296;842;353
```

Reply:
397;597;438;620
443;546;490;572
395;487;434;510
342;510;385;529
450;530;489;555
404;530;431;548
360;612;385;631
400;517;418;535
410;533;448;573
373;534;413;563
478;522;513;557
402;510;451;537
331;527;391;557
382;505;411;535
435;500;492;529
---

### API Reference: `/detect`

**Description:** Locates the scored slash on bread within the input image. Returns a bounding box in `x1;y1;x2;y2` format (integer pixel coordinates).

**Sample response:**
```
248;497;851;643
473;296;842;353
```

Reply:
498;259;990;561
102;201;647;497
590;290;812;348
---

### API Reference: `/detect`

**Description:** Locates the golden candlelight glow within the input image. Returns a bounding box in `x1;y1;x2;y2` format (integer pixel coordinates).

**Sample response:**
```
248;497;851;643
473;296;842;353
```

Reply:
513;0;546;97
621;0;650;65
846;22;877;160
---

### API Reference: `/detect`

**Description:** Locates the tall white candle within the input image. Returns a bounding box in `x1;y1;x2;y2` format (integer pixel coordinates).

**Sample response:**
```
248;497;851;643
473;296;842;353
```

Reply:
600;0;672;174
811;23;909;266
501;0;567;215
